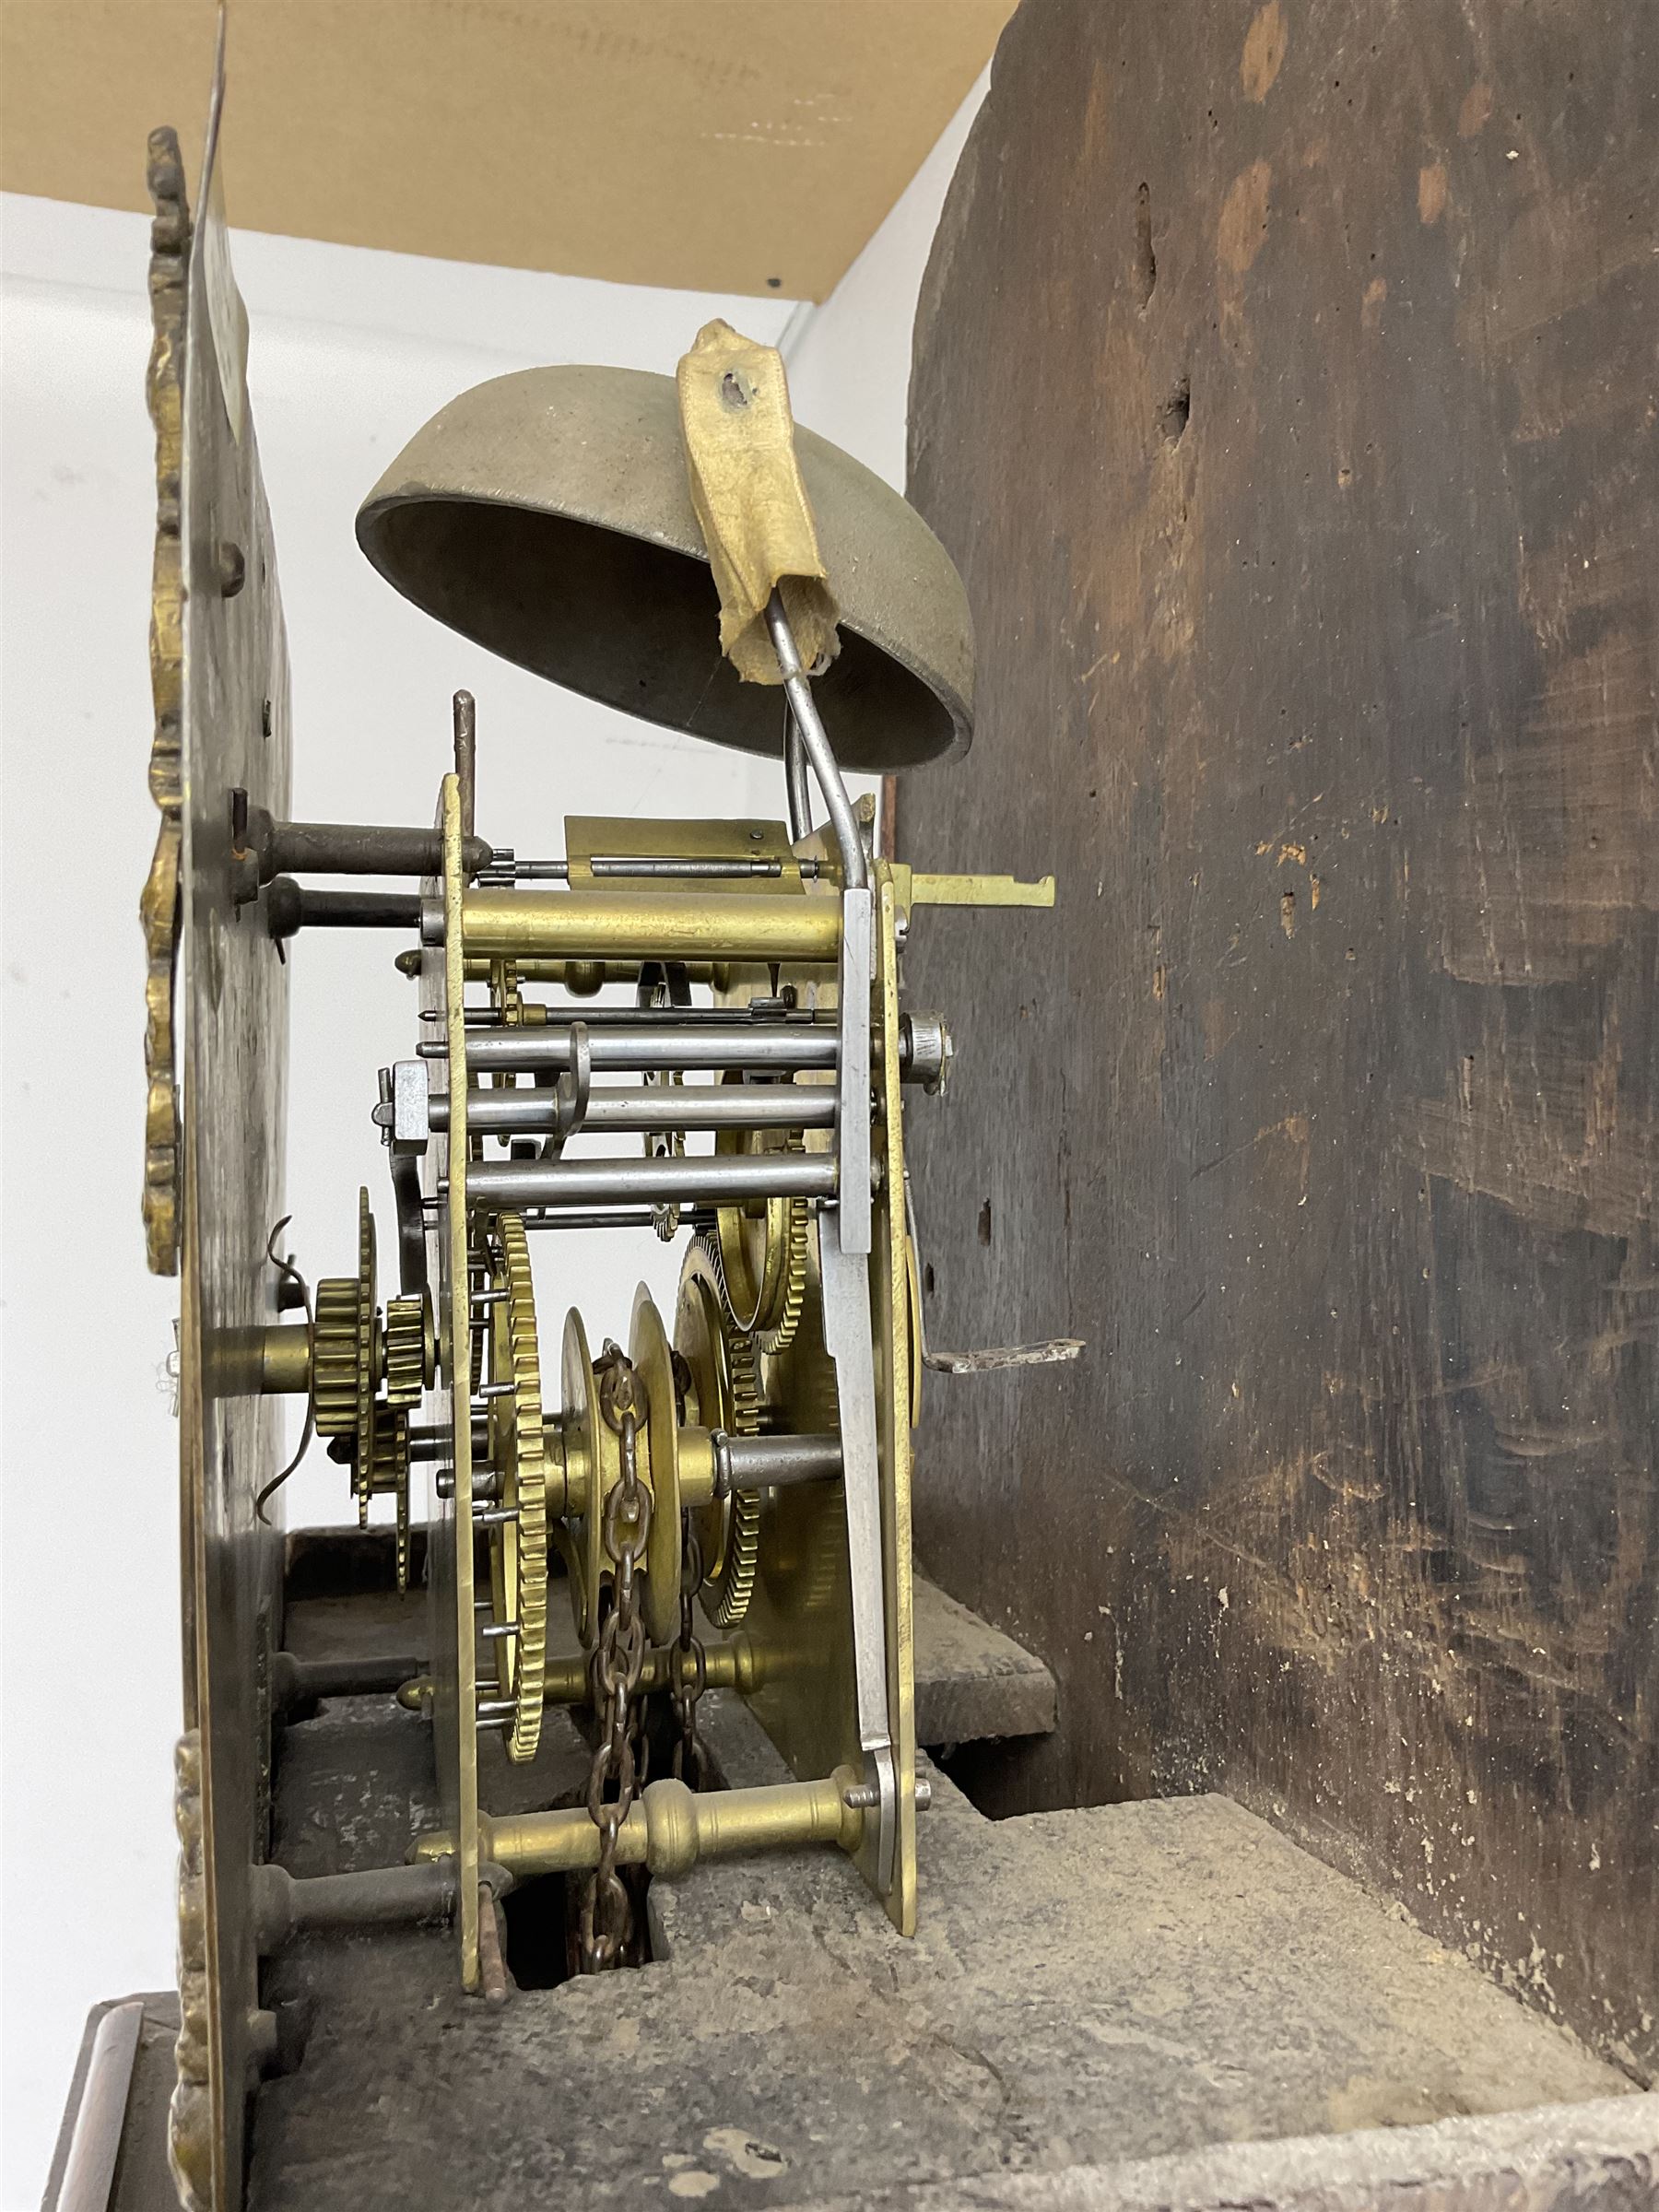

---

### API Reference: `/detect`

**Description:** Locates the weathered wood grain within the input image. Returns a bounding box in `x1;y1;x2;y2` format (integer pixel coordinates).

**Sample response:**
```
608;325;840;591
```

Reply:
902;0;1657;2077
912;1572;1058;1746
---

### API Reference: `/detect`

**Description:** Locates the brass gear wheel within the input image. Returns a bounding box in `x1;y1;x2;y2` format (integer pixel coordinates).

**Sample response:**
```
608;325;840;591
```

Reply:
312;1188;376;1441
712;1335;762;1629
708;1115;813;1357
484;1214;548;1762
382;1290;434;1410
349;1195;381;1523
676;1241;762;1630
312;1193;426;1575
756;1192;809;1358
366;1405;412;1590
313;1188;382;1532
311;1277;361;1439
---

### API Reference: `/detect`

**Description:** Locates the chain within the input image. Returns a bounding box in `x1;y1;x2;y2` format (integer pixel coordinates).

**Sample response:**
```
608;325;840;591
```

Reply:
579;1342;652;1973
670;1520;708;1786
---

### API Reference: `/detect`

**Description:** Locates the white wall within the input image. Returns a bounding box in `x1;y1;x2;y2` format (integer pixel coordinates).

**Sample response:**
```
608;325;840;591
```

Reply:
0;65;984;2204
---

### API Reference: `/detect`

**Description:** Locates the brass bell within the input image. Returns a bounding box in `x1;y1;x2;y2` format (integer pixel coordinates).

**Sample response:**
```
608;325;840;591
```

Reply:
356;364;973;773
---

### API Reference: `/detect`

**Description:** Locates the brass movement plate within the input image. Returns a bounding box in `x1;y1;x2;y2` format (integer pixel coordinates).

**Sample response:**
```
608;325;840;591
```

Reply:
171;35;292;2211
424;774;481;1989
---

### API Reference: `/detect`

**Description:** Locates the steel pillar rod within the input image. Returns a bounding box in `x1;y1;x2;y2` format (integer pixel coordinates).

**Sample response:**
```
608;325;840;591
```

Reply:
479;856;821;883
720;1431;843;1488
433;1087;836;1135
250;1859;459;1953
265;880;422;937
244;807;493;882
468;1005;825;1030
270;1651;424;1707
466;1152;839;1211
518;1207;715;1234
420;1025;839;1075
408;1418;489;1462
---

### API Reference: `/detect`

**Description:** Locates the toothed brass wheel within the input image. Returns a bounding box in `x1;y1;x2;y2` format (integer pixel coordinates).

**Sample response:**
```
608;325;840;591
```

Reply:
483;1214;548;1762
708;1109;812;1354
756;1190;809;1359
349;1194;381;1523
312;1187;377;1442
365;1405;412;1590
676;1240;762;1630
382;1289;434;1411
313;1194;432;1565
312;1188;383;1525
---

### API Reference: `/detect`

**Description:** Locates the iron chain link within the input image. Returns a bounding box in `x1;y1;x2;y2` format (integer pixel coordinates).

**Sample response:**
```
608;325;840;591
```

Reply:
579;1343;652;1972
670;1522;707;1786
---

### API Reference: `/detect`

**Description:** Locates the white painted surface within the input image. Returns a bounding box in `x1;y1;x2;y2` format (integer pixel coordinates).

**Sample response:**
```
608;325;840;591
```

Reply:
0;64;982;2195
